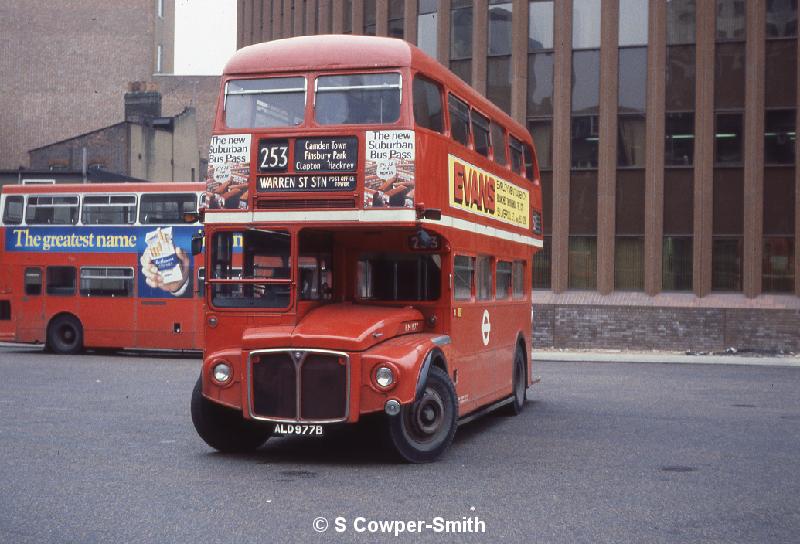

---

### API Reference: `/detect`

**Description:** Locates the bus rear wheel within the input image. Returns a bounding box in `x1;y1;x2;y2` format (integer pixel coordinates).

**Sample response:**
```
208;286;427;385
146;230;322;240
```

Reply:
46;315;83;355
190;376;274;453
503;346;527;416
386;366;457;463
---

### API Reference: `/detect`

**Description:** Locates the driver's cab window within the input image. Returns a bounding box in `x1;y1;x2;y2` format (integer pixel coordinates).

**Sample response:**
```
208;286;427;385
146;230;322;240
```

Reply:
299;230;333;301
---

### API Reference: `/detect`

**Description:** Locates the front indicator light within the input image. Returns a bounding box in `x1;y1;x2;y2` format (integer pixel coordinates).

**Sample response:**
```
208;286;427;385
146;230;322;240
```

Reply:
212;362;232;384
375;366;394;388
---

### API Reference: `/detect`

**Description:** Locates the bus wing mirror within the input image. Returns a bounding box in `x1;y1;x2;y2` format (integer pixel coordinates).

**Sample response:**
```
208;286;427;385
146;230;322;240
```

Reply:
191;231;204;256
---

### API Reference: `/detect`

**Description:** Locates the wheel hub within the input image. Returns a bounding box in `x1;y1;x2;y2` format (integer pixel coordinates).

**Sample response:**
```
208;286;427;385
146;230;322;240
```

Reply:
413;390;444;435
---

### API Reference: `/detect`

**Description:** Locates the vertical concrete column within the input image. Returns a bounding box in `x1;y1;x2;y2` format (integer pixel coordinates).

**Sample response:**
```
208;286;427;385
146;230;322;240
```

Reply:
306;0;318;35
692;0;715;297
510;0;528;125
237;1;246;48
643;0;666;295
439;0;452;65
472;0;488;95
331;0;344;33
597;0;619;295
273;0;283;38
282;0;293;36
743;1;766;298
551;0;572;293
796;40;800;296
353;0;364;34
377;0;388;35
405;0;418;43
319;0;332;33
294;0;305;34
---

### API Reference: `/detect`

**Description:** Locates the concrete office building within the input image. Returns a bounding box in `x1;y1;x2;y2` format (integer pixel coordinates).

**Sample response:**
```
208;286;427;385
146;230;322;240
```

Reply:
236;0;800;351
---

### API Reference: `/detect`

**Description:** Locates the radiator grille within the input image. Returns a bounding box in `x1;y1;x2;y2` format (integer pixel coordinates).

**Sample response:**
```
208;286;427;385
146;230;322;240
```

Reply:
250;350;349;422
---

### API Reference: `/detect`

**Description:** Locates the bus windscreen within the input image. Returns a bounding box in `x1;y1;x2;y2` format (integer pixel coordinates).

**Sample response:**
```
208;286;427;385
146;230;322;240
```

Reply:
315;73;401;125
225;77;306;129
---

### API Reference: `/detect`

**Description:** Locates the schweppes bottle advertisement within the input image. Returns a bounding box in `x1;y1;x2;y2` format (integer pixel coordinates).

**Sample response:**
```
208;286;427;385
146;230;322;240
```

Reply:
448;154;530;230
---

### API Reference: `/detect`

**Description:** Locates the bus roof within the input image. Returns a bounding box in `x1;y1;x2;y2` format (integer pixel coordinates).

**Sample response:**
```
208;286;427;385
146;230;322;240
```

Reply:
223;35;528;144
1;182;204;195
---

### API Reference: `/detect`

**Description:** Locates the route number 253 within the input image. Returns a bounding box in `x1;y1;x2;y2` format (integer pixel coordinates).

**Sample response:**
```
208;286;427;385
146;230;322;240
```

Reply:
259;139;289;172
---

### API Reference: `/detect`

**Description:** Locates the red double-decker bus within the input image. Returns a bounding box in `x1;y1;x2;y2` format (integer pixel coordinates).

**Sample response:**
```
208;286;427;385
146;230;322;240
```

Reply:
192;35;543;462
0;182;205;353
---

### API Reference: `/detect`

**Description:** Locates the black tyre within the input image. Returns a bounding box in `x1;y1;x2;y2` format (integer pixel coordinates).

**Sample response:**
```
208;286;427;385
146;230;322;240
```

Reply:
504;346;527;416
386;366;458;463
46;315;83;355
191;376;274;453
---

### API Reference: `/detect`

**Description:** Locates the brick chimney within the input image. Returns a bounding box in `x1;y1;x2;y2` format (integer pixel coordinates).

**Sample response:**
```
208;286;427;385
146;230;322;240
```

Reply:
124;81;162;123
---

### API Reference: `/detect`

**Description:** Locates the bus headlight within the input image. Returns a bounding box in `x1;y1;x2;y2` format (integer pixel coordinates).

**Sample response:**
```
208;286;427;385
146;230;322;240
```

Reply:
375;366;394;388
212;362;232;384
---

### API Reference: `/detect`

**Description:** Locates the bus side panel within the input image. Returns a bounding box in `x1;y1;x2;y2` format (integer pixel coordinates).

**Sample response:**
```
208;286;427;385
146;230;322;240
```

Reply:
135;298;198;350
80;296;136;349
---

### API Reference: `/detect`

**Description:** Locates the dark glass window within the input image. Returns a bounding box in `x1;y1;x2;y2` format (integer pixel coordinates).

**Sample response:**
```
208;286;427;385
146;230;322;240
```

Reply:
46;266;76;296
712;168;743;292
715;113;743;165
510;136;525;174
513;260;526;298
363;0;376;35
487;56;512;114
448;95;471;146
496;260;512;299
763;238;795;292
715;43;745;109
417;1;438;58
618;47;647;113
454;255;474;300
540;170;553;234
450;2;473;60
618;0;648;46
572;50;600;114
533;237;551;288
666;45;696;111
140;193;196;224
2;195;23;225
24;267;42;296
667;0;696;44
528;0;554;50
572;115;599;168
712;238;743;291
570;171;597;236
491;122;508;165
568;236;597;289
665;112;695;166
472;111;491;157
765;109;797;165
389;0;405;38
357;254;441;301
618;114;646;167
663;168;694;236
449;59;472;84
527;53;554;116
488;1;513;56
524;143;535;180
765;40;798;108
572;0;601;49
615;170;645;291
413;76;444;133
764;167;796;237
717;0;746;41
766;0;798;37
663;237;693;291
615;237;644;290
529;120;552;170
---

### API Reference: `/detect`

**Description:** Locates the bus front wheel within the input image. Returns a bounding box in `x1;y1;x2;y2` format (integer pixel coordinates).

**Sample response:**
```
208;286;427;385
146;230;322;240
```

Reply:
190;376;274;453
386;366;457;463
46;315;83;355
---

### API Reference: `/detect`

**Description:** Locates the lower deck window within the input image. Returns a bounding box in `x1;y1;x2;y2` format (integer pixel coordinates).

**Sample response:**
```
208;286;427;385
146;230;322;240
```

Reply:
46;266;76;296
0;300;9;320
357;253;441;301
25;267;42;296
454;255;474;300
80;267;134;297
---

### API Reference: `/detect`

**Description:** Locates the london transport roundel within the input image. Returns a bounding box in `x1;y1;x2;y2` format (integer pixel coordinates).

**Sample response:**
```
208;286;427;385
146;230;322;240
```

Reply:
481;309;491;346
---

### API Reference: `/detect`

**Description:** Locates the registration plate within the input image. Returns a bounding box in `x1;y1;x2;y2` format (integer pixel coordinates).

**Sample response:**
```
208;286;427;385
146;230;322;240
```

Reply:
273;423;325;437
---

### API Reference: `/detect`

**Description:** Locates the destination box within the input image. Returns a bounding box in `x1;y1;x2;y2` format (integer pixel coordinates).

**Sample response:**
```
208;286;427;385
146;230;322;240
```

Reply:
257;174;357;192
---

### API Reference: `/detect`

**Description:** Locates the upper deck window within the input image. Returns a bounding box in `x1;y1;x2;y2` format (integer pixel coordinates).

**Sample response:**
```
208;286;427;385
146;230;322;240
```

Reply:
140;193;196;224
225;77;306;129
448;94;471;146
490;121;507;165
413;75;444;132
82;195;136;225
2;196;23;225
471;110;491;157
26;196;79;225
315;73;401;125
509;135;525;175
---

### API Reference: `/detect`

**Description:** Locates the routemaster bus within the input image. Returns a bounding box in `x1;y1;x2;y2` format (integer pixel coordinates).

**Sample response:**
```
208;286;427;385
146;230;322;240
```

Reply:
192;35;543;462
0;182;205;354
